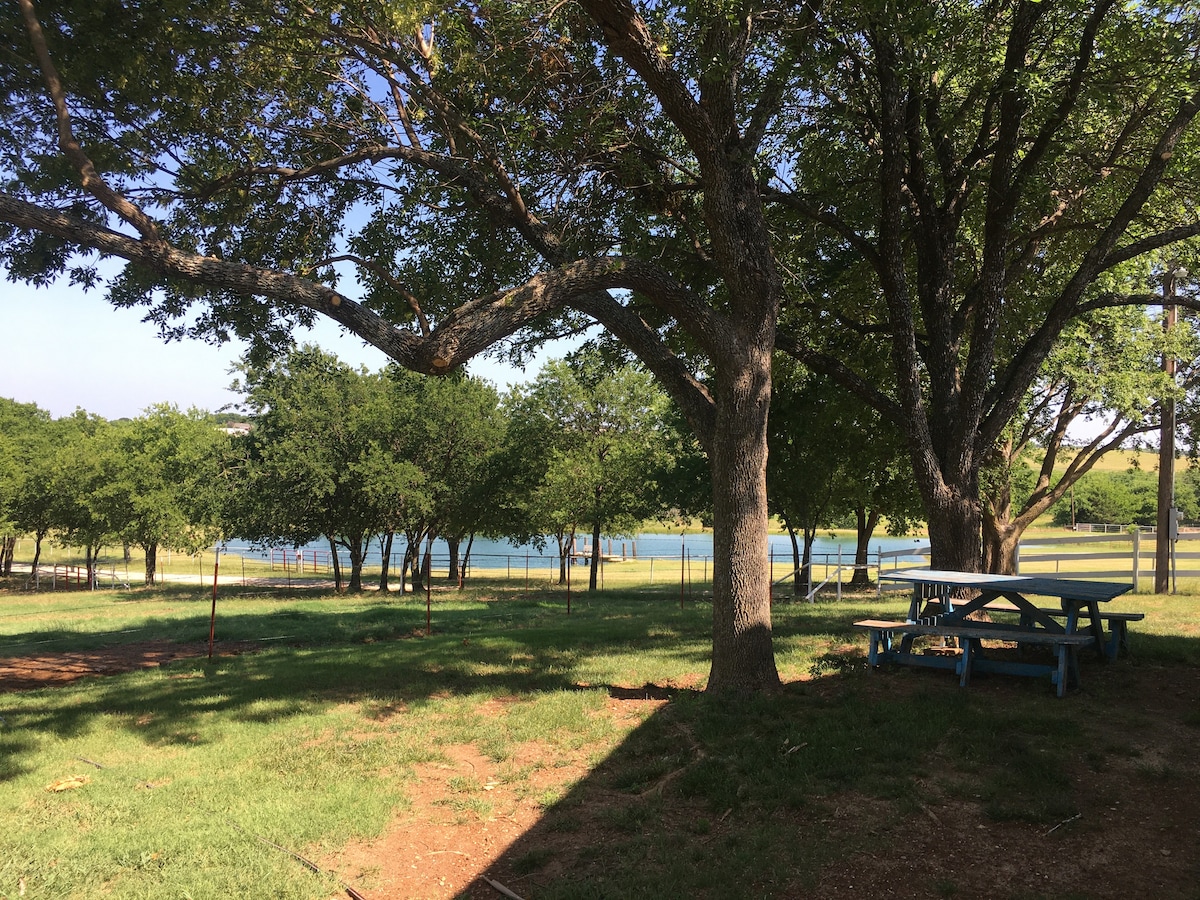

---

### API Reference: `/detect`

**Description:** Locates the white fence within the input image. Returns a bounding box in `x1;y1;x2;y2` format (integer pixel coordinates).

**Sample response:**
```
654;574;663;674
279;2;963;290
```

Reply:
876;531;1200;593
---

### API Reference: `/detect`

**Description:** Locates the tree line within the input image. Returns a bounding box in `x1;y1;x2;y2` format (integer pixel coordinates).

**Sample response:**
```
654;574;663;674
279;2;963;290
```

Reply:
2;346;930;592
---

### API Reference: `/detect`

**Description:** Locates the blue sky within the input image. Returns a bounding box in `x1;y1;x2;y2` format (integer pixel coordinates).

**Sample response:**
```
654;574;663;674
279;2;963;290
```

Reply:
1;276;556;420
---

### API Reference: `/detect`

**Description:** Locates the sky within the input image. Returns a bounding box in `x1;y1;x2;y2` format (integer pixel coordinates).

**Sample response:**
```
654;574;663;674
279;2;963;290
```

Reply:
1;276;564;421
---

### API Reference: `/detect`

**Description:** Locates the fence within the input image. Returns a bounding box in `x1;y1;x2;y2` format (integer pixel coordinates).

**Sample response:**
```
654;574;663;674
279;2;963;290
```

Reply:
9;530;1200;595
21;564;131;591
878;531;1200;593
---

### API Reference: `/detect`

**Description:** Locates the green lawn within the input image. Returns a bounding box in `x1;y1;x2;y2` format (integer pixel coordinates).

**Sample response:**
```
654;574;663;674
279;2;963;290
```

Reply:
1;581;1197;898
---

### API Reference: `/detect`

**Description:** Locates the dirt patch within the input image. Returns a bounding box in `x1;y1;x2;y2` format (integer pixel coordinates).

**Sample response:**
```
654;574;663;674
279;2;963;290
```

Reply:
327;666;1200;900
0;640;260;692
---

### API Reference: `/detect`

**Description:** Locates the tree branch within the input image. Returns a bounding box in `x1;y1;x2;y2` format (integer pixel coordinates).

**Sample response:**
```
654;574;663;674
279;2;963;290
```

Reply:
774;330;905;427
17;0;164;243
1100;223;1200;272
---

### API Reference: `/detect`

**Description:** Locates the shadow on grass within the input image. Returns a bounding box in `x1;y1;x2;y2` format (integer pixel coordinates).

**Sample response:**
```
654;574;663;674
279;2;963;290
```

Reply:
454;629;1200;898
0;587;717;775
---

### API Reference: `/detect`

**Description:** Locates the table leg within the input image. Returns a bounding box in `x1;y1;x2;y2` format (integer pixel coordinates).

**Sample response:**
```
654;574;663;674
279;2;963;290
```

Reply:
957;638;976;688
1054;645;1069;698
1085;601;1106;660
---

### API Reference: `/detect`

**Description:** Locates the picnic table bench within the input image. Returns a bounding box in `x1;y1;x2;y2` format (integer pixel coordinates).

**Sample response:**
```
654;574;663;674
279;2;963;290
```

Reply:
978;599;1144;659
854;619;1096;697
855;570;1140;697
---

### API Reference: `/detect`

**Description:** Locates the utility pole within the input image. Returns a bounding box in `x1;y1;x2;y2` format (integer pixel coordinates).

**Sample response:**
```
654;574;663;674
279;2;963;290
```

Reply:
1155;267;1179;593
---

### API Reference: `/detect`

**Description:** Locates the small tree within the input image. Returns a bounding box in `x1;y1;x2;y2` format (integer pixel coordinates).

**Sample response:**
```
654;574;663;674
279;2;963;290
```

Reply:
505;356;676;590
231;348;385;591
0;398;54;574
96;406;228;584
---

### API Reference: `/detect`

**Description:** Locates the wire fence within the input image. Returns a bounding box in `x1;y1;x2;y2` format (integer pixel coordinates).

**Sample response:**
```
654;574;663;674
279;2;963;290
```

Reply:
8;529;1200;596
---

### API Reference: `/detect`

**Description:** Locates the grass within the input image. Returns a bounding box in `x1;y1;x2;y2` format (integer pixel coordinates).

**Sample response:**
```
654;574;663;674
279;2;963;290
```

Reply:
0;579;1197;897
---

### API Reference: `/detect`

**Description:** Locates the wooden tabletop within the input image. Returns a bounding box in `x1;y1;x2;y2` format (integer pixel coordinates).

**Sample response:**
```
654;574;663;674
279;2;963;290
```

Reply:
882;568;1132;603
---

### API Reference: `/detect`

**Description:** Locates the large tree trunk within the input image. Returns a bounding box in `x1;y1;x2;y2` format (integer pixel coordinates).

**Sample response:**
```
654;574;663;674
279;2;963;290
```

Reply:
705;353;781;695
982;518;1021;575
925;487;983;573
850;507;880;588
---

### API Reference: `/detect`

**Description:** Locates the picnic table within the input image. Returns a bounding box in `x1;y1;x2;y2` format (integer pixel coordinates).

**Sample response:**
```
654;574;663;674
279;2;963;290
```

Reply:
854;569;1140;697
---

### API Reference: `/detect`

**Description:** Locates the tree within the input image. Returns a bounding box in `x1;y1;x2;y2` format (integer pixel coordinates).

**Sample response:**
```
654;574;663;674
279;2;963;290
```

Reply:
1050;469;1162;527
96;406;228;584
0;397;52;574
774;0;1200;572
980;306;1196;572
505;355;676;590
231;347;398;592
767;365;850;597
4;1;1197;692
0;0;809;693
43;412;114;585
379;366;505;591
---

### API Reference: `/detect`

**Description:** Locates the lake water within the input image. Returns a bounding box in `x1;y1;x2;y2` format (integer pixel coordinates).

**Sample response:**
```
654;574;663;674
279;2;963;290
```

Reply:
223;532;931;568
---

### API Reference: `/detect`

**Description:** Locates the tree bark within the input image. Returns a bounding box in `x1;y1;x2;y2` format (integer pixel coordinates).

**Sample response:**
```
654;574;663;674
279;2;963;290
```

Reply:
784;516;802;598
555;531;568;585
925;488;984;573
446;536;460;583
589;516;602;592
144;543;157;585
347;538;364;593
850;507;880;588
982;519;1021;576
85;543;97;588
327;537;342;591
378;532;394;592
705;353;781;695
459;533;475;587
31;531;45;571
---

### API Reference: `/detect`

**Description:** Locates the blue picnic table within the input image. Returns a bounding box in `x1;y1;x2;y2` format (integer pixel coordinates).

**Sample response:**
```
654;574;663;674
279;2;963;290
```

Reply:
855;569;1139;697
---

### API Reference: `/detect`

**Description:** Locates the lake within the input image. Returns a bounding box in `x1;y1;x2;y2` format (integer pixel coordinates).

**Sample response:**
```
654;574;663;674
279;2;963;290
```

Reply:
223;532;931;568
